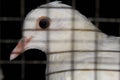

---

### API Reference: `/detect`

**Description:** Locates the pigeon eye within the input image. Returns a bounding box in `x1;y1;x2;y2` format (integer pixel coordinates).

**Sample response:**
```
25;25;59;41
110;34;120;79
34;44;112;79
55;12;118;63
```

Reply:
38;17;51;29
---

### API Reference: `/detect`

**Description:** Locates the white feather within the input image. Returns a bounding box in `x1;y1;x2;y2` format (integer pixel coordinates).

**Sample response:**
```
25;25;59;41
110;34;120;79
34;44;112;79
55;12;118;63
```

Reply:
13;1;120;80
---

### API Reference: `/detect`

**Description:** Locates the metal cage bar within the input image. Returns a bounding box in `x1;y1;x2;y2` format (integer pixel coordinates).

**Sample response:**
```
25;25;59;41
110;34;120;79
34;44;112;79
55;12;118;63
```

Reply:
0;0;120;80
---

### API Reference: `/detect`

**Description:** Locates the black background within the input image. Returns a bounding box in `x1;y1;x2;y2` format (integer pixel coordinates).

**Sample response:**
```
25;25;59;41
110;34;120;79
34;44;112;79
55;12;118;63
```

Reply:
0;0;120;80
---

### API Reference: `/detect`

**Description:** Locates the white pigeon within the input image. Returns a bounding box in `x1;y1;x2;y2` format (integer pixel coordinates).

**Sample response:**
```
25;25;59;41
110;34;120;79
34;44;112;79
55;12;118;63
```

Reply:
10;1;120;80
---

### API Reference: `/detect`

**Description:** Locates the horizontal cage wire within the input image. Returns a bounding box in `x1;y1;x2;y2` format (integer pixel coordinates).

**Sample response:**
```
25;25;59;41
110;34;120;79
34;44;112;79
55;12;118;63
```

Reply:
0;0;120;80
0;17;120;23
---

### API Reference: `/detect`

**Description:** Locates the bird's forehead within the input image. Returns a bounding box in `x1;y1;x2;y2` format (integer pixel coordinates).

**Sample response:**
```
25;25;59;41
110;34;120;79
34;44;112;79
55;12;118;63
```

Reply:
26;1;72;19
26;8;73;20
23;8;74;30
23;1;96;31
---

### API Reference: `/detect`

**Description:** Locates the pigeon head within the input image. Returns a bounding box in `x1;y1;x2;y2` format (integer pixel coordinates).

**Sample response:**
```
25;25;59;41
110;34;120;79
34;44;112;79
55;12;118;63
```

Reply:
10;1;97;60
9;1;120;80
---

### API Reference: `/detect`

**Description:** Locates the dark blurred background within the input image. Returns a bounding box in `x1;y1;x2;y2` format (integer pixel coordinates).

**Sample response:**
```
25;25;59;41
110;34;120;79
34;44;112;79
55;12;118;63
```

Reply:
0;0;120;80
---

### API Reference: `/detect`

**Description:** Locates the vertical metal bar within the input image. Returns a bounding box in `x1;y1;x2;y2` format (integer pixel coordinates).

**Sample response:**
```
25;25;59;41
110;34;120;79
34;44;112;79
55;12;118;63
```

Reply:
71;0;76;80
0;4;2;80
94;0;100;80
118;23;120;80
0;17;2;79
0;4;2;79
20;0;25;79
46;0;50;80
0;0;1;61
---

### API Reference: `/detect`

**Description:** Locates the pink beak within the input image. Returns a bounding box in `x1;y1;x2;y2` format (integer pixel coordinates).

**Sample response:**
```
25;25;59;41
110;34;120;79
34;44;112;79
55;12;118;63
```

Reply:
10;36;33;60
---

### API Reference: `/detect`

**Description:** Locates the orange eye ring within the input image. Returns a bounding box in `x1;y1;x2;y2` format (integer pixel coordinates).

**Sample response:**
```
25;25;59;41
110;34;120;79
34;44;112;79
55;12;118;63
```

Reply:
37;16;51;29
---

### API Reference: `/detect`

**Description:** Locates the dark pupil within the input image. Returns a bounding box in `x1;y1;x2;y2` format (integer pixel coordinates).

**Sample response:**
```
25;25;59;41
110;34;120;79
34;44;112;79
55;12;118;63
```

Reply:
39;18;49;29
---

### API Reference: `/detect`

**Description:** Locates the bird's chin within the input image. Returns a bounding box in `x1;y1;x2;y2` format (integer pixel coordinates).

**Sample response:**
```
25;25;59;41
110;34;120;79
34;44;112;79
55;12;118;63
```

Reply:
10;47;47;61
9;36;47;61
23;49;47;61
10;48;47;63
10;44;47;60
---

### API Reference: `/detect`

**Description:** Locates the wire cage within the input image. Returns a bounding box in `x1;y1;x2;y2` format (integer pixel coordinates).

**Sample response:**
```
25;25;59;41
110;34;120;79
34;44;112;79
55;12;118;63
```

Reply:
0;0;120;80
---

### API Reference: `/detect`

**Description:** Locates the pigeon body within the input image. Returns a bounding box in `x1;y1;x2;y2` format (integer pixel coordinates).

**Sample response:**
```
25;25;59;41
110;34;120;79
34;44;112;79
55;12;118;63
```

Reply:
10;1;120;80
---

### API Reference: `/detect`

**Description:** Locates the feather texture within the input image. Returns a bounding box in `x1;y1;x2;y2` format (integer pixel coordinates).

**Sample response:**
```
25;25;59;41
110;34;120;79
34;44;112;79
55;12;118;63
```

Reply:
10;1;120;80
